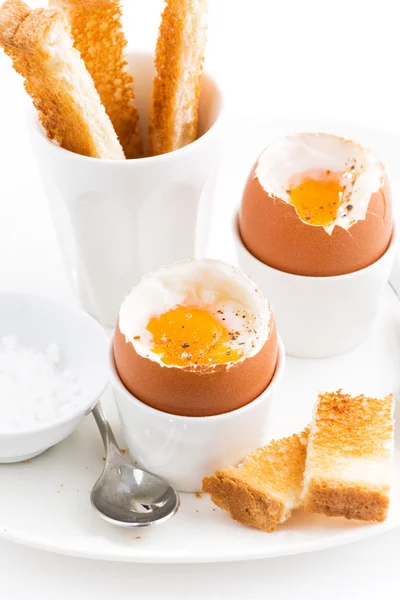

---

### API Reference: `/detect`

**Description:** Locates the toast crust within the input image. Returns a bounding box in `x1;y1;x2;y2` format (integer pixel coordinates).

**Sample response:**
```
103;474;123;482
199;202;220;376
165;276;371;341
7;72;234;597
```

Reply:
148;0;208;156
203;472;283;533
0;0;124;159
202;430;309;533
304;480;390;522
52;0;142;158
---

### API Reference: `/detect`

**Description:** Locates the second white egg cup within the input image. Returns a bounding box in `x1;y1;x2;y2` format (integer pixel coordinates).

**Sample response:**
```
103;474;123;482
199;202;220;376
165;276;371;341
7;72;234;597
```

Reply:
109;337;285;492
233;215;398;358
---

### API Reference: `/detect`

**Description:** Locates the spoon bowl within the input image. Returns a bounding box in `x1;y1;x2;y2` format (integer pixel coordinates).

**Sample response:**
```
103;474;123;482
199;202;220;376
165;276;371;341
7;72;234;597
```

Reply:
90;401;180;527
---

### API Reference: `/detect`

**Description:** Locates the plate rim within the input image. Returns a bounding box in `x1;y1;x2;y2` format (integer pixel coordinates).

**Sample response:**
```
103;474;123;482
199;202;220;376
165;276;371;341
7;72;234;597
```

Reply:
1;504;399;563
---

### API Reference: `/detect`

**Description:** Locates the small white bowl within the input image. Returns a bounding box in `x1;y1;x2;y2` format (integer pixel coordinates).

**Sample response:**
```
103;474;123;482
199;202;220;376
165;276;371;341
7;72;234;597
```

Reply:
110;337;285;492
0;292;109;462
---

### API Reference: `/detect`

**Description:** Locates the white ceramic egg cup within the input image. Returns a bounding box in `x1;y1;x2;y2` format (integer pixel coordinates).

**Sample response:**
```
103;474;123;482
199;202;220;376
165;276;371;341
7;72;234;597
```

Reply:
233;215;398;358
109;337;285;492
0;293;109;462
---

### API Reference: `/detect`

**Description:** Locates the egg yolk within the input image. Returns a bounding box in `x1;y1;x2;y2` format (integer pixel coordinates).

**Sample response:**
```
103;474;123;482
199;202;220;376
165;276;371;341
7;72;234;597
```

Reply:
146;306;242;367
289;171;344;226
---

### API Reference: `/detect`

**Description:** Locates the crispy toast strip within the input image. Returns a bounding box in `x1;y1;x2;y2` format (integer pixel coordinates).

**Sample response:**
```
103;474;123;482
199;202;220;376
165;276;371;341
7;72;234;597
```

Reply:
51;0;142;159
0;0;124;159
203;429;309;533
148;0;209;156
302;391;394;522
0;0;29;42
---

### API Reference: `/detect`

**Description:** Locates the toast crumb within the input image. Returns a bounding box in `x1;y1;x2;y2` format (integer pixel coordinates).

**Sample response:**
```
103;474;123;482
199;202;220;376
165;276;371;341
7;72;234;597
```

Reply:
203;429;309;532
148;0;209;156
52;0;142;158
0;0;124;159
302;391;394;522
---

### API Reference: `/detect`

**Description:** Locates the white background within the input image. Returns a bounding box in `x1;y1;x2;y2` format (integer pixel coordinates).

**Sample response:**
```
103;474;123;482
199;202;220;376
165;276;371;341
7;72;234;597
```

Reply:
1;0;400;597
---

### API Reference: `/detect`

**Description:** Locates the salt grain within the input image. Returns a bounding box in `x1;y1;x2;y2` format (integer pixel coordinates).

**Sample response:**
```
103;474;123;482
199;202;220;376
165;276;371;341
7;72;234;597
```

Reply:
0;336;81;432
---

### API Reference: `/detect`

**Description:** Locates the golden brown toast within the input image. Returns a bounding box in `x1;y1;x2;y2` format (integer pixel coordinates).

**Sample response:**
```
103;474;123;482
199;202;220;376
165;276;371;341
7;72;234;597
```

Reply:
148;0;209;156
51;0;142;159
202;429;309;532
302;391;394;522
0;0;124;159
0;0;29;41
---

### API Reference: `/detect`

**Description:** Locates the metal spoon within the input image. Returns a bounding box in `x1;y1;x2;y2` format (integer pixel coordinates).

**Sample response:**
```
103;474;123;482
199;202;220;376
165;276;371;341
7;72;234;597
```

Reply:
90;401;180;527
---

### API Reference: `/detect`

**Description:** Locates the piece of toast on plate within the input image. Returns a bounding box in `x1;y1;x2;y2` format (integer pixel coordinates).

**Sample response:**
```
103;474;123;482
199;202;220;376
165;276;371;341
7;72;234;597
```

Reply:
148;0;209;156
0;0;124;159
202;429;309;532
302;390;394;522
51;0;142;159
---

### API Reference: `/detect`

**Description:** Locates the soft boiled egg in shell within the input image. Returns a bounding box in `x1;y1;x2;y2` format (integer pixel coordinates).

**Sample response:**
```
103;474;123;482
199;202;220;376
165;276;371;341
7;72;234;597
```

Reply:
113;259;278;417
239;133;392;277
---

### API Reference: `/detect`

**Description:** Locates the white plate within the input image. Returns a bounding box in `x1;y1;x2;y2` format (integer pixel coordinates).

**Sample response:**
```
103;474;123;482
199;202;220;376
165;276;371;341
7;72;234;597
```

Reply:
1;119;400;563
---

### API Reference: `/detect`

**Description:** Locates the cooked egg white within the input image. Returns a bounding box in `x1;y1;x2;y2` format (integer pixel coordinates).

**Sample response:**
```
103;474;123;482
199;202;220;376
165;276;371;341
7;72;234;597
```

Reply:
119;259;272;370
255;133;385;233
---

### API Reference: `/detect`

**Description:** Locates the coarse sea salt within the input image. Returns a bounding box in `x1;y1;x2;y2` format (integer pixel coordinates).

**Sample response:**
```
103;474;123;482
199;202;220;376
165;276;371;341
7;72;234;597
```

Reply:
0;336;81;432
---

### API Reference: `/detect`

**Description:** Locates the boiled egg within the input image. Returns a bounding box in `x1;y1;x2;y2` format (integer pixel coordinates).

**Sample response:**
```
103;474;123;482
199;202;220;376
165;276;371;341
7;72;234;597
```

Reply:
239;133;392;276
113;259;278;417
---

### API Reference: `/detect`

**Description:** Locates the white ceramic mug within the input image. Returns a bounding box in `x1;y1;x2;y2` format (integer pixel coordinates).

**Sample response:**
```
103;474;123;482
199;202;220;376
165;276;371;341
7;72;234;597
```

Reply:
233;214;398;358
109;338;285;492
28;52;223;326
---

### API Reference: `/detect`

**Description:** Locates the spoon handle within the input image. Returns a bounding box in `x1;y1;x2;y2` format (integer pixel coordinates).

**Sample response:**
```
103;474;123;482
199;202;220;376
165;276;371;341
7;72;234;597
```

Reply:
92;401;121;457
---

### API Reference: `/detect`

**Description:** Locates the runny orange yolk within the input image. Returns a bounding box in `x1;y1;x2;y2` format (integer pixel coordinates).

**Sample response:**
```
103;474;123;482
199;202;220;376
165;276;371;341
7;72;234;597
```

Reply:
146;306;242;367
289;171;345;227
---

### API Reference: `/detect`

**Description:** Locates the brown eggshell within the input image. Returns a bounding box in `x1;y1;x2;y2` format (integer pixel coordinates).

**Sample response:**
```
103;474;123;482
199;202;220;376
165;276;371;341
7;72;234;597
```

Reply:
239;164;393;277
113;318;278;417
